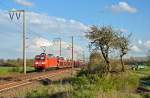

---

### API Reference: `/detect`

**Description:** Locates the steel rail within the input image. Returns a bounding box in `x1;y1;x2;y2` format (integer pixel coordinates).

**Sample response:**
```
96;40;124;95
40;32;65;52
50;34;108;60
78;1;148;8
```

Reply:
0;69;69;93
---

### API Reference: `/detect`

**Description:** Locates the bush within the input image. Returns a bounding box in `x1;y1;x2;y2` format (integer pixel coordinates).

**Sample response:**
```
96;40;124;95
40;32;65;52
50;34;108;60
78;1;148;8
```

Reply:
88;51;105;74
72;75;89;90
22;69;143;98
71;70;141;98
0;59;33;67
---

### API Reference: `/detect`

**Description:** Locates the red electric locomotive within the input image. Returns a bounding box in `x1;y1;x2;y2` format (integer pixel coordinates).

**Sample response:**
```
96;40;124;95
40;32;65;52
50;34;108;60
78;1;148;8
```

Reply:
33;53;81;71
33;53;85;71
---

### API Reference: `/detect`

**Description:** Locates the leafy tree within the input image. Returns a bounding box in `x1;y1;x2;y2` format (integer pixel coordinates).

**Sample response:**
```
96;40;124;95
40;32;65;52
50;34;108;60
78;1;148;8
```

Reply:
113;33;131;71
86;25;117;72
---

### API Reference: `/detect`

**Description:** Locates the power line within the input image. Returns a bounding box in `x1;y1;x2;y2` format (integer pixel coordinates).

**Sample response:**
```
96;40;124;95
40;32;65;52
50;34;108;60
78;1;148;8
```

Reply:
0;2;86;61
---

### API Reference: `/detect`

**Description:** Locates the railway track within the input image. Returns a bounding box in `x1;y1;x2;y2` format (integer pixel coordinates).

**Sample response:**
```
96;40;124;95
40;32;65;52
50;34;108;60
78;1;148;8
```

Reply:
0;68;69;93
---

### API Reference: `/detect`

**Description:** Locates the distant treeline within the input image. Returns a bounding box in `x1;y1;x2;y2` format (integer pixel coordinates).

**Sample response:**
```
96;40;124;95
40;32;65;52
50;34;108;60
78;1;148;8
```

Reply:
0;58;33;67
0;57;148;67
123;57;148;65
111;57;148;66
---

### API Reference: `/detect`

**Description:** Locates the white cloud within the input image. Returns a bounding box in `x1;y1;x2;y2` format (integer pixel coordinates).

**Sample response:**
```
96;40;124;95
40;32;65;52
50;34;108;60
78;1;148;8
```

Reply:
129;40;150;52
138;40;142;45
119;28;128;32
31;37;53;48
115;28;128;32
14;0;34;7
27;37;84;59
125;39;150;57
0;9;88;39
53;40;83;51
0;9;87;58
111;2;137;13
130;45;141;52
143;40;150;48
28;12;88;35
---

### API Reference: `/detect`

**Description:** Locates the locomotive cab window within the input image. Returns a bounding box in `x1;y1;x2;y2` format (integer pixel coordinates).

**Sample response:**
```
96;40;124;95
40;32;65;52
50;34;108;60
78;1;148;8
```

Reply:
35;56;40;60
48;54;53;57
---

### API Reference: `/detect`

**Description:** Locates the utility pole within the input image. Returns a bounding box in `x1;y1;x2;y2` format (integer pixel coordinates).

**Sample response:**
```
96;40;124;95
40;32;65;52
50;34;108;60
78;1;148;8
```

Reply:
22;10;26;74
60;38;62;56
9;9;27;74
53;38;61;56
83;51;85;62
82;50;86;65
71;36;74;74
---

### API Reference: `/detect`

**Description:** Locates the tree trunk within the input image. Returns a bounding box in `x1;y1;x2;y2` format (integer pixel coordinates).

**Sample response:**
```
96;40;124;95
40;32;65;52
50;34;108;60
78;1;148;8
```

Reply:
120;55;125;72
105;47;111;72
100;51;107;72
100;46;110;72
106;59;110;72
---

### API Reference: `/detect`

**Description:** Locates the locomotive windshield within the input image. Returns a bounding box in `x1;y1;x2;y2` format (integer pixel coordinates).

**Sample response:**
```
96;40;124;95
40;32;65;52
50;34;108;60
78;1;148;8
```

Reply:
35;56;45;60
40;53;46;56
35;55;40;60
48;54;53;57
35;53;46;60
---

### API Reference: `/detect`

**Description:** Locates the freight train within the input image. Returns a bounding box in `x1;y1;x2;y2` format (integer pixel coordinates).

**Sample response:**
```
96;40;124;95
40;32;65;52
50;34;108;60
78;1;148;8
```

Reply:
33;53;84;71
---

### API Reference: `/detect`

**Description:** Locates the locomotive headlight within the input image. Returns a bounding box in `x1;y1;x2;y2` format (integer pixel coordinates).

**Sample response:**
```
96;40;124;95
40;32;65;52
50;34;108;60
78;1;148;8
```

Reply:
41;62;45;64
35;62;38;64
41;57;45;60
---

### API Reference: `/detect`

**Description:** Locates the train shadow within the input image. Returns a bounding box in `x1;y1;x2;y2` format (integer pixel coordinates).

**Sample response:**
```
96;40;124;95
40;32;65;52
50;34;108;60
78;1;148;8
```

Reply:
37;78;72;98
39;77;72;86
26;70;36;73
39;78;53;85
48;91;71;98
0;76;13;81
28;67;59;73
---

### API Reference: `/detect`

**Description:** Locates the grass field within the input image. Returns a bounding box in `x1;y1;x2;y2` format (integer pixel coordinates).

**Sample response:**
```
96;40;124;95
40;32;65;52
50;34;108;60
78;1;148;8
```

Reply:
135;67;150;98
15;66;149;98
135;67;150;76
0;66;149;98
0;66;35;75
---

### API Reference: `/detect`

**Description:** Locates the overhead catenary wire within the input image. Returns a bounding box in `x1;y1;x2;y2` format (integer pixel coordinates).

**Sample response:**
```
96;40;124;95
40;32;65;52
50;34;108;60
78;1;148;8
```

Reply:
0;2;85;60
0;1;49;41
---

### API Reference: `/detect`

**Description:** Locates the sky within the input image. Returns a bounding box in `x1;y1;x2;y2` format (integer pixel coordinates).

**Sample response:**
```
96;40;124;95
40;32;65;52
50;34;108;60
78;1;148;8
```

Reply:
0;0;150;59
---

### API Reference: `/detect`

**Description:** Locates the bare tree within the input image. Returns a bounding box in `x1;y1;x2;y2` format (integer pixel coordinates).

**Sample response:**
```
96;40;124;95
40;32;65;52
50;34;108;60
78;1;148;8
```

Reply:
86;25;117;72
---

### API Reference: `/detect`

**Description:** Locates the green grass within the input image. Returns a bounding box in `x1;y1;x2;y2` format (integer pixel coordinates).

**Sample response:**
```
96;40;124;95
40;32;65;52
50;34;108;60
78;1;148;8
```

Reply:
71;71;142;98
24;84;72;98
22;70;143;98
134;67;150;76
71;66;150;98
14;66;150;98
0;66;35;75
134;67;150;98
15;71;73;98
